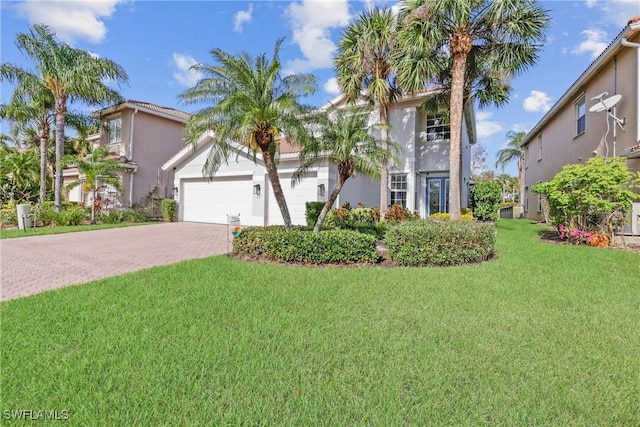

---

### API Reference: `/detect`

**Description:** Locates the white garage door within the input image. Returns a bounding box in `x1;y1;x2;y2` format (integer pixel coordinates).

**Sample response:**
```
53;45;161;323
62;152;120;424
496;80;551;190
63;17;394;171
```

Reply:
182;176;252;223
267;173;317;225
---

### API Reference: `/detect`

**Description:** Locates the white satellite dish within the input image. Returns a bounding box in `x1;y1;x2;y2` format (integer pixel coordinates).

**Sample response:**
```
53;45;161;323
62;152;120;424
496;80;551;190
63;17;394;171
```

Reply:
589;94;622;112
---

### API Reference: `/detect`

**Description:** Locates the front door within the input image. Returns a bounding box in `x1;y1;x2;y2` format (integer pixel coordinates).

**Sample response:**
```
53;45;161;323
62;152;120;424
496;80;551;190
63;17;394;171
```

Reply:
426;177;449;216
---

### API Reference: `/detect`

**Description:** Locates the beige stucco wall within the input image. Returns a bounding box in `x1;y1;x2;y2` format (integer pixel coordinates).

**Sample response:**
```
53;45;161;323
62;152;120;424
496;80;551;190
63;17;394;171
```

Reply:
523;31;640;221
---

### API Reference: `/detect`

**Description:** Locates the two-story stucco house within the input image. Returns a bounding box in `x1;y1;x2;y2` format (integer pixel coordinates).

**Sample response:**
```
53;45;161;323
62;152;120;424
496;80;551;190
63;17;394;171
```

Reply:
65;100;189;208
521;17;640;227
162;90;476;226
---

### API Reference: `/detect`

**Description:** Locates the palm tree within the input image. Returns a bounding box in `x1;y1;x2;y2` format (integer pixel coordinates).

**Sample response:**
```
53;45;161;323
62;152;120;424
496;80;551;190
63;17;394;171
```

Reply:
1;24;128;212
0;146;40;203
0;93;52;203
293;108;400;232
334;7;400;216
64;146;124;224
179;38;316;229
496;130;527;202
395;0;549;220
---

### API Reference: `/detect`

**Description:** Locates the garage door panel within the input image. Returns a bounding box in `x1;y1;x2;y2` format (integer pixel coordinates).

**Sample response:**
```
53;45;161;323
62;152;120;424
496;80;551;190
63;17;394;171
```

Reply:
268;173;317;225
182;176;252;223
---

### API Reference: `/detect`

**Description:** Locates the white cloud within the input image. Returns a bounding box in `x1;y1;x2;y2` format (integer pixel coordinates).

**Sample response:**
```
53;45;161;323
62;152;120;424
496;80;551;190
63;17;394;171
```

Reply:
284;0;351;74
172;53;203;87
476;111;503;139
523;90;553;113
323;77;340;95
234;4;253;33
594;0;640;27
572;29;609;59
13;0;125;44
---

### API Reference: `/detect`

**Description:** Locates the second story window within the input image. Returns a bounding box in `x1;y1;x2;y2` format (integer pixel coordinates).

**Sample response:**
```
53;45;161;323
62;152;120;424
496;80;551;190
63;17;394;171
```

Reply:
576;98;586;135
108;117;122;145
425;113;450;142
537;134;543;161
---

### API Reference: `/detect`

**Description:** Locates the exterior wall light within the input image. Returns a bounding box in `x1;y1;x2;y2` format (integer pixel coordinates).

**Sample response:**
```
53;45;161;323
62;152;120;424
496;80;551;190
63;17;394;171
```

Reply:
317;184;325;197
253;184;261;197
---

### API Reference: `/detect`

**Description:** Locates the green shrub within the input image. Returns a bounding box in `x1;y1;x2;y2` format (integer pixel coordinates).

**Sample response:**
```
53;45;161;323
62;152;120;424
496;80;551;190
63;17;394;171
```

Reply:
232;226;289;256
262;229;378;264
60;206;86;226
37;205;62;226
305;201;325;227
121;208;151;223
471;181;501;221
162;199;178;222
1;201;18;227
532;157;639;232
385;220;496;267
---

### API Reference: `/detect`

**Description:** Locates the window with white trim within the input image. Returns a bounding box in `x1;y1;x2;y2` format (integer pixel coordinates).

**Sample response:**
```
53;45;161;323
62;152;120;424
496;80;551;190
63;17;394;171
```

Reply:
537;134;543;161
108;117;122;145
425;113;450;142
576;97;586;135
390;174;407;207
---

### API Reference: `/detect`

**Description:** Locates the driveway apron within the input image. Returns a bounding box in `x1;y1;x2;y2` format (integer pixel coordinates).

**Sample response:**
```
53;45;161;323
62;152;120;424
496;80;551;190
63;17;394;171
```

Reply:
0;222;229;301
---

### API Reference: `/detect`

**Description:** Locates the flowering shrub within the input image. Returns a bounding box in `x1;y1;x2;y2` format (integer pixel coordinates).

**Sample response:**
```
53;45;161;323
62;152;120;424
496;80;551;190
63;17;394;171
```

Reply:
587;233;610;247
384;204;417;223
557;224;593;245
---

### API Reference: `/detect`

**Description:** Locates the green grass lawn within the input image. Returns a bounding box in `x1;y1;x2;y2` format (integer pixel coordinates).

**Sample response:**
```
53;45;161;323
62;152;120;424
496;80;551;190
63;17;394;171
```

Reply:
0;222;157;239
1;220;638;425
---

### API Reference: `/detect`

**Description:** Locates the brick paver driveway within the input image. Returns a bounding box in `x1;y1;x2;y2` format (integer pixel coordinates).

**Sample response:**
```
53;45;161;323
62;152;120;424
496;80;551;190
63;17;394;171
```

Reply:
0;222;229;301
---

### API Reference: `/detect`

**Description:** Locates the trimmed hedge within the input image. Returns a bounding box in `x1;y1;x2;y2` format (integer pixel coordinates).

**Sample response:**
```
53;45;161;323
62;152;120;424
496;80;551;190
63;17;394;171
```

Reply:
471;181;501;221
233;227;378;264
305;201;325;227
385;220;496;267
162;199;178;222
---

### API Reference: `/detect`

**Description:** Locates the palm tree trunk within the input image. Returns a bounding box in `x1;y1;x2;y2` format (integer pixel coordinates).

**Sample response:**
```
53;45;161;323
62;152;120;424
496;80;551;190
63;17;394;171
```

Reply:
39;134;48;204
54;97;67;212
448;42;470;221
379;103;389;216
261;148;292;229
314;175;346;233
90;186;96;224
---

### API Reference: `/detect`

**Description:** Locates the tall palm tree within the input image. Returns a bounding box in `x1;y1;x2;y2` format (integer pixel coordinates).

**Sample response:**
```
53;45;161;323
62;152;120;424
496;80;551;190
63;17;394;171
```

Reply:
1;24;128;212
496;130;527;202
293;108;400;232
179;38;316;229
334;7;400;216
395;0;549;220
0;92;52;203
64;146;124;224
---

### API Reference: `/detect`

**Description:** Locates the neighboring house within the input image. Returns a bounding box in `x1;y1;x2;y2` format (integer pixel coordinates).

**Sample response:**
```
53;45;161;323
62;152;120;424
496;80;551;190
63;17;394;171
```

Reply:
162;90;476;226
65;100;189;208
521;16;640;227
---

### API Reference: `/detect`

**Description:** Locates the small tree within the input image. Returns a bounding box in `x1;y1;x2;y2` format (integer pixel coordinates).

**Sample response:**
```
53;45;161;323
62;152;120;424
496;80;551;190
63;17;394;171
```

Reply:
64;147;125;224
532;157;639;233
471;181;501;221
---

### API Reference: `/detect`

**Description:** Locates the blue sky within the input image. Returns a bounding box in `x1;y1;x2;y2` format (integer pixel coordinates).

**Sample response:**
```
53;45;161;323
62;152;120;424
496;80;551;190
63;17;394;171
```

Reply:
1;0;639;176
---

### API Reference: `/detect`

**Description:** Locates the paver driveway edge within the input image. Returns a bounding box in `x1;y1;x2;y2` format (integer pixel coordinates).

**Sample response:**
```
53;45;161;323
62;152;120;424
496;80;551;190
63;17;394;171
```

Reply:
0;222;229;301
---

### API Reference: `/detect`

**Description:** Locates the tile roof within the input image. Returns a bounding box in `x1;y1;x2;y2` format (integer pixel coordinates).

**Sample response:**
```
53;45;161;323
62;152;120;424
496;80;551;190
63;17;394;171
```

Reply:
124;100;191;121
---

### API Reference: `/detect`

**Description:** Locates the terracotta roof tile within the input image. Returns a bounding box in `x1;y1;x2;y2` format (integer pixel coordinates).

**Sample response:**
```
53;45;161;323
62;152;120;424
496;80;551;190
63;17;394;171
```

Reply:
125;100;191;121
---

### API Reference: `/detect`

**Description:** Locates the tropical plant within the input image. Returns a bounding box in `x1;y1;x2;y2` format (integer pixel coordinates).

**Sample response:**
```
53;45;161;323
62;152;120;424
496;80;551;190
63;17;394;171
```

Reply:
496;130;527;200
179;38;316;229
334;7;400;216
0;145;40;203
532;156;639;233
64;146;125;224
395;0;549;220
293;108;399;232
1;24;128;212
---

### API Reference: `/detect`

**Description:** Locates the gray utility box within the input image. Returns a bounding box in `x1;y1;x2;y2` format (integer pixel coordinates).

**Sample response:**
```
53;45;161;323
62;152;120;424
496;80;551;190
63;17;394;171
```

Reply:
16;204;31;230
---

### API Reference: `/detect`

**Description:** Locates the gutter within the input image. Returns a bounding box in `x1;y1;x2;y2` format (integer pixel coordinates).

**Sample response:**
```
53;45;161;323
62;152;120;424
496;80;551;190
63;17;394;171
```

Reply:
129;108;138;207
621;37;640;145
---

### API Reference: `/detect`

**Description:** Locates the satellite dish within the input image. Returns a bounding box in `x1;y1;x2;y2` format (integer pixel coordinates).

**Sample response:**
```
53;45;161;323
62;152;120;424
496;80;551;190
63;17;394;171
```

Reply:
589;94;622;112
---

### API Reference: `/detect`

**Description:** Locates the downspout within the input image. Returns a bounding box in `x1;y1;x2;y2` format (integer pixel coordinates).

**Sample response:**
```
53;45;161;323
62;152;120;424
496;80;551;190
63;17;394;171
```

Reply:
129;108;139;207
621;38;640;144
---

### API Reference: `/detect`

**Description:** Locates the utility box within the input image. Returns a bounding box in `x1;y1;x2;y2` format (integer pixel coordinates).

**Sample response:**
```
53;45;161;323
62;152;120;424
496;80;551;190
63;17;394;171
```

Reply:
16;204;31;230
